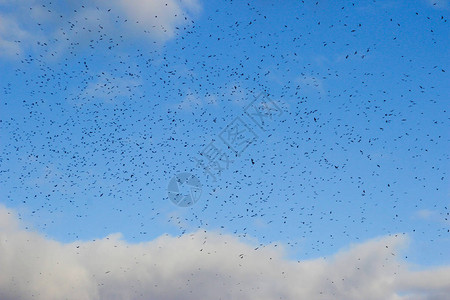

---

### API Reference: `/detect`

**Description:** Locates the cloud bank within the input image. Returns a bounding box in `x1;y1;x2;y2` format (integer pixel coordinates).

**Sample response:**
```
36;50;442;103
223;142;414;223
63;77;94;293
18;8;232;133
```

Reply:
1;204;449;300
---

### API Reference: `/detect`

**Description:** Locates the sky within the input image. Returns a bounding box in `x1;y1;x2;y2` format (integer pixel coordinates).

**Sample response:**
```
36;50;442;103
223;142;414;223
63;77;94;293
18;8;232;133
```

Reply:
0;0;449;299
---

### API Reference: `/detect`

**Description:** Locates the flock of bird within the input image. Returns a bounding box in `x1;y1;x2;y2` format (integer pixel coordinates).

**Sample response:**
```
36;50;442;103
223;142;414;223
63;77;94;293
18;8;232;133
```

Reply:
0;1;448;258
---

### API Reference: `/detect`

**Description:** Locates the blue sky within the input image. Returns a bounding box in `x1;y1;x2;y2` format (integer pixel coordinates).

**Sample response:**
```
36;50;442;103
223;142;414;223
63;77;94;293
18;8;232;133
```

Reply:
0;0;449;299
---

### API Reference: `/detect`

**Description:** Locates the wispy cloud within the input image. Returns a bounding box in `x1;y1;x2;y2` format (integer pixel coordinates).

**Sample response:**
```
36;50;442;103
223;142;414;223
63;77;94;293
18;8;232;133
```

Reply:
0;13;30;57
1;204;449;300
426;0;449;9
296;75;326;95
69;71;142;107
413;209;450;226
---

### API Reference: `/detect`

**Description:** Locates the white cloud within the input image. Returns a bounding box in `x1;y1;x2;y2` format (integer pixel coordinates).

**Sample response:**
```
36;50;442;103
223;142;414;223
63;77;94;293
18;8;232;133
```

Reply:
0;0;202;59
413;209;450;226
1;204;450;300
110;0;201;41
0;13;29;57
